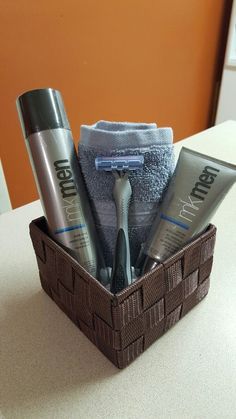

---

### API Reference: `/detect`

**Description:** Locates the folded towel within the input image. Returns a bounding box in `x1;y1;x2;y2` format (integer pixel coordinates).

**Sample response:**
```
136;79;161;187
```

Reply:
78;121;174;267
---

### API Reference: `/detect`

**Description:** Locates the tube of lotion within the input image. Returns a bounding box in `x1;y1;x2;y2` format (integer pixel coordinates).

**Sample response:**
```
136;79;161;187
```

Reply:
140;147;236;273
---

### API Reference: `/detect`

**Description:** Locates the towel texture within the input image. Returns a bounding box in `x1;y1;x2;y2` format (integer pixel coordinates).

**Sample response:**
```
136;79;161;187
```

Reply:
78;121;174;266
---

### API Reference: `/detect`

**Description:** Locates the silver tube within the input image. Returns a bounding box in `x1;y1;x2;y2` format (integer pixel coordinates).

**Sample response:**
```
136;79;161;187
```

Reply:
16;88;101;279
140;147;236;273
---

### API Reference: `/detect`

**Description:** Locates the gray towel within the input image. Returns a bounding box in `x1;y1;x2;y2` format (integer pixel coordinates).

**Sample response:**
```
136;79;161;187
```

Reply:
78;121;174;266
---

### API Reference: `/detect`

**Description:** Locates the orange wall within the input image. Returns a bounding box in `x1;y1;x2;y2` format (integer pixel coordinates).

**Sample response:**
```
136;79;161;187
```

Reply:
0;1;231;209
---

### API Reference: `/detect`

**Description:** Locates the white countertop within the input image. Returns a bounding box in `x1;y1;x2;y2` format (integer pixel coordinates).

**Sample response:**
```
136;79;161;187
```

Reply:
1;121;236;419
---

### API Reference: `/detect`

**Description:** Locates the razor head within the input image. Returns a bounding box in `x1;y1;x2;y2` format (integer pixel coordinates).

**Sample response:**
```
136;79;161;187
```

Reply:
95;156;144;171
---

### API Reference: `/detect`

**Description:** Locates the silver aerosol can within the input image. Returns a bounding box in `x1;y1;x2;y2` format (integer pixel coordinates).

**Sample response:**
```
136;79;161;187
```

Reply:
16;88;101;279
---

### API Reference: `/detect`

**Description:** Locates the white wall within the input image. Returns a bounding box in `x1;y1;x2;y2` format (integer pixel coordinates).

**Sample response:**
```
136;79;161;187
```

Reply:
215;0;236;124
216;68;236;123
0;160;12;214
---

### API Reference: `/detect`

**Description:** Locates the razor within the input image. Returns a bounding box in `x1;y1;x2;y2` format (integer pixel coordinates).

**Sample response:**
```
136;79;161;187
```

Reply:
95;155;144;293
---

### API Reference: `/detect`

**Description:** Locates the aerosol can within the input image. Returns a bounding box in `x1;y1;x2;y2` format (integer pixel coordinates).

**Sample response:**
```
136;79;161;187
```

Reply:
17;88;105;280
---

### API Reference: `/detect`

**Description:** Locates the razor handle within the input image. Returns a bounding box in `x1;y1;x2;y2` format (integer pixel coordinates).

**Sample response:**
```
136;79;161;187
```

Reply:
111;173;132;293
111;229;129;293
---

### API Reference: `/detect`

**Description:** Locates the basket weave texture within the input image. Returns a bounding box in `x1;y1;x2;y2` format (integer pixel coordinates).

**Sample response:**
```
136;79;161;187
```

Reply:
30;217;216;369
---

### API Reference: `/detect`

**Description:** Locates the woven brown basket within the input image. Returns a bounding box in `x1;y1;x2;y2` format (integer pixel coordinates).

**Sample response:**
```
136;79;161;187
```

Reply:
30;216;216;369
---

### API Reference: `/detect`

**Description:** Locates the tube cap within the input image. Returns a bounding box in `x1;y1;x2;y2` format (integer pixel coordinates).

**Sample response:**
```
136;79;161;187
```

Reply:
16;88;71;138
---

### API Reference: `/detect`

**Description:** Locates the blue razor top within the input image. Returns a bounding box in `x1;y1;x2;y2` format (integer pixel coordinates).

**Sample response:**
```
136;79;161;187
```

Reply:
95;156;144;171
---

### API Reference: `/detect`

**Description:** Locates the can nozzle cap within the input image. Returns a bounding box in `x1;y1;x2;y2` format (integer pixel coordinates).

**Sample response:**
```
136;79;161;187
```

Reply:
16;88;71;138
